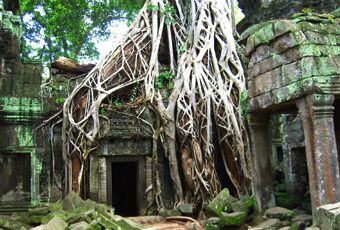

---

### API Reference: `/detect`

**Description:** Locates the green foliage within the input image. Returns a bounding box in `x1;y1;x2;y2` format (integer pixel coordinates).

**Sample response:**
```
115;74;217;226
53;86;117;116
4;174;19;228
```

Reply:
129;82;141;102
163;4;176;25
20;0;144;63
240;91;249;116
302;8;313;15
146;3;176;25
55;97;65;104
99;107;109;117
107;97;123;107
156;71;175;90
146;4;159;12
113;99;123;107
178;43;187;53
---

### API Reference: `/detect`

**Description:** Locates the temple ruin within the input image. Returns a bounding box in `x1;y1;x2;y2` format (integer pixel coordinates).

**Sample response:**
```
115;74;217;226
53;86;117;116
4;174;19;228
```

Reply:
0;0;340;229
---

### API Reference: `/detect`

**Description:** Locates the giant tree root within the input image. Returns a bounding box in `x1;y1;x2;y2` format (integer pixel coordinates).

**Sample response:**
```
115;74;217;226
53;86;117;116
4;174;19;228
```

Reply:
61;0;251;214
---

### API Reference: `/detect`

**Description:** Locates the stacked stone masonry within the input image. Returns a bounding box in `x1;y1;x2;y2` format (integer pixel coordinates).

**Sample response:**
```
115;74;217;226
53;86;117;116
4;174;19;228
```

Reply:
0;1;173;215
243;12;340;215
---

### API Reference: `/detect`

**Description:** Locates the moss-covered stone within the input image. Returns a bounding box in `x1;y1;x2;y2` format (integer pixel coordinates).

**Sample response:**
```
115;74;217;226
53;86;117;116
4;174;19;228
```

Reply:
219;211;247;226
206;188;237;215
231;195;256;213
265;207;295;221
204;217;221;230
159;209;182;217
0;214;32;230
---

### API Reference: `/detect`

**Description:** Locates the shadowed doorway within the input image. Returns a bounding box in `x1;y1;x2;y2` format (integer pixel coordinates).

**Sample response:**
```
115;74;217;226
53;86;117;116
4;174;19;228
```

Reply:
107;157;144;217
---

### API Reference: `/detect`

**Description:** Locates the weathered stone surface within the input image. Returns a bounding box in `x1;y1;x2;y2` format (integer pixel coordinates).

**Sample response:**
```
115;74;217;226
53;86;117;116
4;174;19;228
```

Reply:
32;217;68;230
305;227;320;230
177;203;193;215
231;196;256;213
264;207;295;221
159;209;182;217
0;214;31;230
69;221;91;230
220;211;247;226
248;113;275;213
315;202;340;230
62;191;85;211
206;188;237;215
204;217;220;230
254;218;281;229
238;0;339;33
278;227;290;230
291;214;313;228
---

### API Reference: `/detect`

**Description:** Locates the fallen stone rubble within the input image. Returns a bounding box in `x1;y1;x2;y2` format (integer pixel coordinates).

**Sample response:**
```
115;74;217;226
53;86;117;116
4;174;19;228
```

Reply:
0;192;145;230
0;189;328;229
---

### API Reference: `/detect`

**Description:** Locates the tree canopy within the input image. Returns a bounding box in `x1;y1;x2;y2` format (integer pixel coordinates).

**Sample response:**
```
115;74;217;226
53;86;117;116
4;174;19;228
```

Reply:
20;0;144;62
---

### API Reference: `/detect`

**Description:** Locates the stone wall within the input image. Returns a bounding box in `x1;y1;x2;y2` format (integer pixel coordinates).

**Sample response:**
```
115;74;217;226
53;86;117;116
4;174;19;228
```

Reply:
0;2;174;214
242;12;340;112
0;3;53;211
237;0;339;32
88;109;173;214
244;11;340;214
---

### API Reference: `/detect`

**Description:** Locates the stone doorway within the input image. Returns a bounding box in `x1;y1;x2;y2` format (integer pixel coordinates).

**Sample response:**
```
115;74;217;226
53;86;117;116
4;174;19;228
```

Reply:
0;152;31;205
106;157;145;216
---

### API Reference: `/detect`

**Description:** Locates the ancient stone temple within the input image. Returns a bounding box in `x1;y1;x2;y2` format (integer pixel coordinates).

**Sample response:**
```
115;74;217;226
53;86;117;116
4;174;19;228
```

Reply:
0;1;173;216
0;0;48;211
239;1;340;217
2;1;340;228
87;109;173;216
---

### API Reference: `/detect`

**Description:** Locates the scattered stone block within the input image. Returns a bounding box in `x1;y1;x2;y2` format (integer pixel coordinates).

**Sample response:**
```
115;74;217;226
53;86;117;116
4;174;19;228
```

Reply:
62;191;85;211
254;218;281;229
160;209;182;217
32;217;68;230
28;206;50;216
231;195;256;213
69;221;91;230
41;210;68;224
281;220;290;227
178;203;193;216
11;212;43;225
206;188;237;215
45;217;68;230
291;214;313;228
204;217;220;230
315;202;340;230
0;214;31;230
220;211;246;226
278;227;290;230
264;207;295;221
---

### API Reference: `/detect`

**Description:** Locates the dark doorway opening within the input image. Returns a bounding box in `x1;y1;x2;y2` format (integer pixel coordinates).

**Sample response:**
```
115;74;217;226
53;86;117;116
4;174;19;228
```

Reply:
0;153;31;204
111;161;138;216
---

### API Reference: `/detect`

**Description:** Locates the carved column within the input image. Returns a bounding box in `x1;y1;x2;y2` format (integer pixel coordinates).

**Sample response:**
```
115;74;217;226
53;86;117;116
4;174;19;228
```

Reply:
98;157;107;203
248;112;275;213
296;94;340;212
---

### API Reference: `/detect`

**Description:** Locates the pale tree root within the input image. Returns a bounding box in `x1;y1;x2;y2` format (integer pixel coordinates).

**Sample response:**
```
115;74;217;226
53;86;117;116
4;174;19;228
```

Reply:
58;0;251;214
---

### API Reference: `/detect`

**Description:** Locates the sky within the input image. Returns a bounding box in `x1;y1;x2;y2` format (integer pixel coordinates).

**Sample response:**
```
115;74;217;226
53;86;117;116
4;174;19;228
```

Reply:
94;20;129;61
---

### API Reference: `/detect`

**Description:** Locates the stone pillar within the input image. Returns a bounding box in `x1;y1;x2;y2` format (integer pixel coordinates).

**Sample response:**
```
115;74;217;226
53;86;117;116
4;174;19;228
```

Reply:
296;94;340;212
98;157;107;203
248;112;275;213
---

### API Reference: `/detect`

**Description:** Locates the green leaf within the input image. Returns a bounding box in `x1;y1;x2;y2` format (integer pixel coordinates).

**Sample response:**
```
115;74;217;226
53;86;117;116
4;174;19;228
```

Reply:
20;0;144;62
